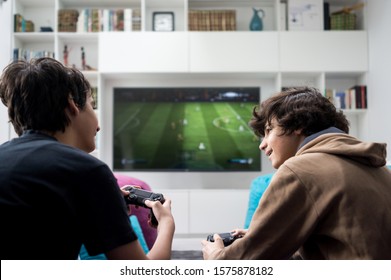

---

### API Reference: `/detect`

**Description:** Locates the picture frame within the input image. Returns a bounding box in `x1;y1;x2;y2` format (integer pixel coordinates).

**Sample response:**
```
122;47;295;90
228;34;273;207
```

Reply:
153;12;175;31
288;0;323;31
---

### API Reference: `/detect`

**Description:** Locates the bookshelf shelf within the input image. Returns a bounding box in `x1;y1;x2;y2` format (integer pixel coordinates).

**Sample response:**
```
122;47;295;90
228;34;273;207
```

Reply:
342;109;367;115
57;32;99;41
14;32;54;39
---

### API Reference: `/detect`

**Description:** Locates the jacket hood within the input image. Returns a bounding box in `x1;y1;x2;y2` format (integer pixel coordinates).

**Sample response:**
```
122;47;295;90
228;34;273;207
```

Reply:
297;133;387;167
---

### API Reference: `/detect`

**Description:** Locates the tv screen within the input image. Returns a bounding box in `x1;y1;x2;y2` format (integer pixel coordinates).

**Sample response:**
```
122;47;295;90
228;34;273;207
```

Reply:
113;87;261;171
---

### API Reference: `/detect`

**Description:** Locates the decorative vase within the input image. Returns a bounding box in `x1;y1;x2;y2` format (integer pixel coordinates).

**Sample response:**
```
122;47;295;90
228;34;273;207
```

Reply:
249;7;265;31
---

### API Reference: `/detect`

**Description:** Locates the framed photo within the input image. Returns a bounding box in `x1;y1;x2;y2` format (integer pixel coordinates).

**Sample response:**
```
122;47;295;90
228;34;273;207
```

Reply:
153;12;175;31
288;0;323;30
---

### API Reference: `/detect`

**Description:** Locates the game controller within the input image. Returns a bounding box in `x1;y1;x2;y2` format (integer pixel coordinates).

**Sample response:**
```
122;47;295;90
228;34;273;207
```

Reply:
206;232;242;246
123;185;165;227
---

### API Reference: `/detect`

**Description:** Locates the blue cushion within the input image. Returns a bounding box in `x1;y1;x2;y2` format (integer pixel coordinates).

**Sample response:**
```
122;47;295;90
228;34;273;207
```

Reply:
129;215;150;253
79;215;149;260
244;173;274;229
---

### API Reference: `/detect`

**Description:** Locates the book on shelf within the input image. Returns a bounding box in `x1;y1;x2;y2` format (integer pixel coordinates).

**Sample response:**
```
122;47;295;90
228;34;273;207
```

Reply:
58;9;79;32
335;91;346;109
14;14;23;32
115;9;125;31
91;9;100;32
188;10;236;31
101;9;109;32
76;10;85;32
349;85;367;109
325;88;335;104
124;9;133;32
345;88;356;109
132;9;141;31
14;13;35;32
91;87;98;110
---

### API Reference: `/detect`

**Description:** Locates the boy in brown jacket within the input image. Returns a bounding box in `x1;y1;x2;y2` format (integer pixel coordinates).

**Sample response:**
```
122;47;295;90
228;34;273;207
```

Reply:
202;87;391;259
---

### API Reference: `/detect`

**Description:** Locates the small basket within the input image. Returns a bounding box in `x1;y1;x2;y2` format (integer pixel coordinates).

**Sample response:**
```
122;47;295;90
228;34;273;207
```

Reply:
330;12;356;30
58;9;79;32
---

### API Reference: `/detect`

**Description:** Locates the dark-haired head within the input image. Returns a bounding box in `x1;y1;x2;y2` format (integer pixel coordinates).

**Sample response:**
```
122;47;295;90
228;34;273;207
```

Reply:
0;57;91;135
249;87;349;138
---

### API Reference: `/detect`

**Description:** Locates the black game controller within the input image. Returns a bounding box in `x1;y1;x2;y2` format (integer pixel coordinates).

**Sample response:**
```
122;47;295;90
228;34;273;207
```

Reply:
206;232;242;246
123;185;165;227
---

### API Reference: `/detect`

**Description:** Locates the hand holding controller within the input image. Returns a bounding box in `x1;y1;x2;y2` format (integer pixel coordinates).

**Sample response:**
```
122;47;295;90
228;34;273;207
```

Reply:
206;232;243;246
122;185;165;227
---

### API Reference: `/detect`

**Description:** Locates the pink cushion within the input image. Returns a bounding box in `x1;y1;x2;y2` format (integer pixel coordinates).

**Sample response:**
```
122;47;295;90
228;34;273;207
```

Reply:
114;173;157;249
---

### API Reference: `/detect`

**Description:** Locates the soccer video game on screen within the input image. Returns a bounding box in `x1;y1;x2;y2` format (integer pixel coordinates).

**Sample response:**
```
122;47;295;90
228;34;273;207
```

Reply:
113;87;261;172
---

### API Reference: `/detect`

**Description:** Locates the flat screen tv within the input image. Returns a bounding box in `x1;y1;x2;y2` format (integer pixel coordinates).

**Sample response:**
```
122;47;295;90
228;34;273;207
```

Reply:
113;87;261;172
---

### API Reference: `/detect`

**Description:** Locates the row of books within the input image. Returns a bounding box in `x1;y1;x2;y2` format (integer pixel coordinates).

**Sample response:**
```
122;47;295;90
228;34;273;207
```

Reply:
76;8;141;32
14;14;35;32
13;48;54;61
188;10;236;31
325;85;367;110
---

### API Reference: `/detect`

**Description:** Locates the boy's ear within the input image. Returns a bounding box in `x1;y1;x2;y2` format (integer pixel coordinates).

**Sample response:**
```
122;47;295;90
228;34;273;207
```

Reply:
67;97;80;116
294;128;303;136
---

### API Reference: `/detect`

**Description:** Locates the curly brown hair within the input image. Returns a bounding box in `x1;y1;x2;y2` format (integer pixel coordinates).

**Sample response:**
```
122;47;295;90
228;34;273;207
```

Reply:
0;57;91;136
249;87;349;138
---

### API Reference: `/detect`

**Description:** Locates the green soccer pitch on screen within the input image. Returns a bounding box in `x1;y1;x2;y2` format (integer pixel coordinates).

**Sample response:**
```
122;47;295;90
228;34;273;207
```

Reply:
113;87;261;172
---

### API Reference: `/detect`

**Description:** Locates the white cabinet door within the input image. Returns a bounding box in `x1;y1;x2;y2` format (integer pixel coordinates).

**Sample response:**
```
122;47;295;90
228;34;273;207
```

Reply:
99;32;189;72
189;32;279;72
189;189;249;234
157;189;249;234
160;190;190;234
280;31;368;72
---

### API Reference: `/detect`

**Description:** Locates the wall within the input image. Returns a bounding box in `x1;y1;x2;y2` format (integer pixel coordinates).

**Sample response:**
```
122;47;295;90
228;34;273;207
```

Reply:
366;0;391;162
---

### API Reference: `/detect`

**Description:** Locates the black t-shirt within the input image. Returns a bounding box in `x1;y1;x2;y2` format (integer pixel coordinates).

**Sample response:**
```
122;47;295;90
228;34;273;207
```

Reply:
0;130;137;259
